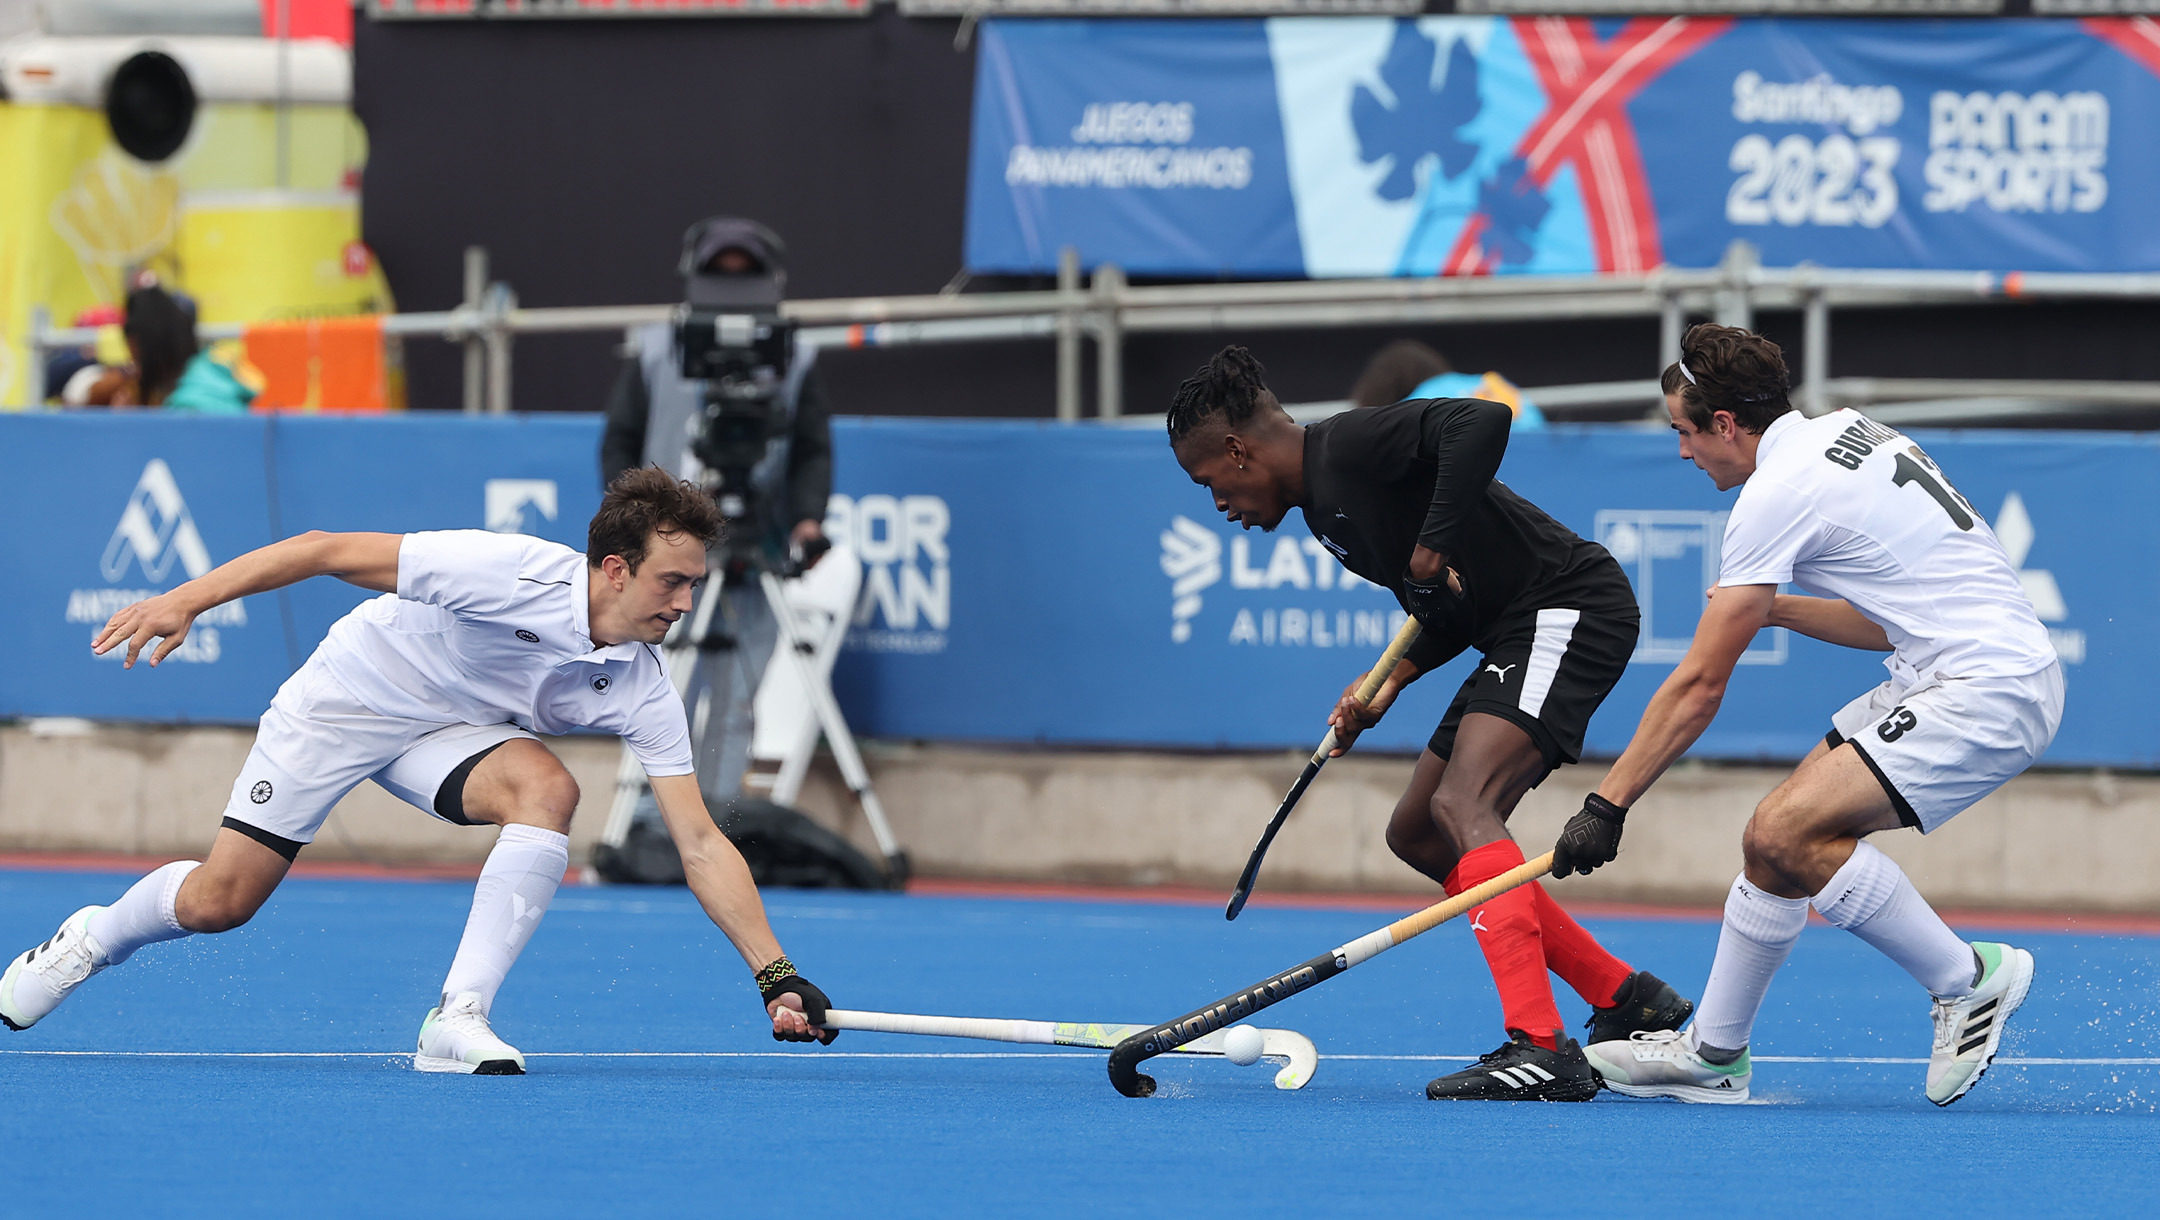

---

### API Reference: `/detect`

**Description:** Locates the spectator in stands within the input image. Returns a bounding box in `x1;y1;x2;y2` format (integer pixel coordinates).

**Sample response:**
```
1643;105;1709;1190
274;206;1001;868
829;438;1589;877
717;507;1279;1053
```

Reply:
43;304;121;405
61;281;261;413
1349;338;1547;430
595;218;833;878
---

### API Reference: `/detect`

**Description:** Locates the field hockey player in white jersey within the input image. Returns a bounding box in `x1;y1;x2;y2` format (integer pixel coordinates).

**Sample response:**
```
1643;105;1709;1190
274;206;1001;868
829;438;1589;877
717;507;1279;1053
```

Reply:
0;468;840;1073
1550;324;2063;1107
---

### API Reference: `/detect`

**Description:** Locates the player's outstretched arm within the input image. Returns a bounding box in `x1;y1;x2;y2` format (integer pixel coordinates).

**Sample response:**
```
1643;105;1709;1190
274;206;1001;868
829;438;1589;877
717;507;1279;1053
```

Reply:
1553;584;1774;877
648;772;837;1045
1760;592;1892;651
92;531;403;668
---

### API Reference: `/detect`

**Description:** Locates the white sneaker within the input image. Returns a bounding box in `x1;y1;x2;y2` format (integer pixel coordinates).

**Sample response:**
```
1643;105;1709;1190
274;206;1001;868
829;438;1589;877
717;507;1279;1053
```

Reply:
1584;1027;1752;1104
414;991;526;1075
0;907;110;1031
1927;941;2034;1107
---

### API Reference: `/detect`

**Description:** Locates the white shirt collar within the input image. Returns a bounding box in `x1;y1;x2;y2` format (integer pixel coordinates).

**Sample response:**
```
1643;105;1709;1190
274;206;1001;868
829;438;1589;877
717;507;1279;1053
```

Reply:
572;561;594;645
1753;409;1806;465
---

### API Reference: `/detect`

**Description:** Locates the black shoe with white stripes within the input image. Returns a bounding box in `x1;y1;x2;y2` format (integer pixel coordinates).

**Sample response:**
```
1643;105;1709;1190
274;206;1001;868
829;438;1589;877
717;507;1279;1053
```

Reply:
1425;1031;1601;1101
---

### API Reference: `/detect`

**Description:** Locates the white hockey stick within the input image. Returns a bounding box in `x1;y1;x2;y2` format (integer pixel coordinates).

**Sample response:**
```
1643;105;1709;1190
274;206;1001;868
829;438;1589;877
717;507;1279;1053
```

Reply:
821;1008;1319;1091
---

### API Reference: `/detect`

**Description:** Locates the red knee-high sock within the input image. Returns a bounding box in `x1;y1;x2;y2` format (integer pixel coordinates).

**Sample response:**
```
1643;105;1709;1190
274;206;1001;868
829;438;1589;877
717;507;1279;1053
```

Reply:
1532;882;1632;1009
1444;839;1564;1050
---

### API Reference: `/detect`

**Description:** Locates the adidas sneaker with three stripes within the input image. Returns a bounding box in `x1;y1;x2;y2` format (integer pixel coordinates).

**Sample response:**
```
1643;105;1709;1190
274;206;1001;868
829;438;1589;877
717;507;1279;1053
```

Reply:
0;906;109;1032
1425;1031;1601;1101
1584;1026;1751;1103
1927;941;2034;1107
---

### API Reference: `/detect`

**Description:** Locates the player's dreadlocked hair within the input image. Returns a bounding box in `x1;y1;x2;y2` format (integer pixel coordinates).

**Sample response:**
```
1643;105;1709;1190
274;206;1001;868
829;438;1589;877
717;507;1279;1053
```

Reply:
1166;345;1282;443
1662;323;1793;434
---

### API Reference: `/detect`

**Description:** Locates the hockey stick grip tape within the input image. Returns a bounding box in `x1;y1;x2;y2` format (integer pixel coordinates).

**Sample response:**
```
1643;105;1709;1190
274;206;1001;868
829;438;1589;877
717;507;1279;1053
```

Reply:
1114;850;1555;1097
1308;616;1422;765
1231;617;1423;921
1356;616;1423;704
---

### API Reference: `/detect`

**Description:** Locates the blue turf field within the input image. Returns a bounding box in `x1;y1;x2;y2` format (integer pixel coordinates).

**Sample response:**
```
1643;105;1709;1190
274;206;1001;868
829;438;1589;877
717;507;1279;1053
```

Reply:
1;867;2156;1218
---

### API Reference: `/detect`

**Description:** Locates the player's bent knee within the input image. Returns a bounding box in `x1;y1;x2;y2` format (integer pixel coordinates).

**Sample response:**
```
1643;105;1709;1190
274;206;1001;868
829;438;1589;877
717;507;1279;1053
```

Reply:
175;881;266;934
525;768;580;829
1426;788;1493;839
1740;809;1806;881
475;758;579;832
184;907;253;934
1383;815;1424;861
1386;796;1442;858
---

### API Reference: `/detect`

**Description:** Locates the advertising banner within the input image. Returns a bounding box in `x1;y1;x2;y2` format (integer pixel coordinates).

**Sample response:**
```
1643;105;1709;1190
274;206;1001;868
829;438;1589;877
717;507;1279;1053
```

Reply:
0;414;600;723
0;413;2141;768
965;15;2160;277
825;419;2133;766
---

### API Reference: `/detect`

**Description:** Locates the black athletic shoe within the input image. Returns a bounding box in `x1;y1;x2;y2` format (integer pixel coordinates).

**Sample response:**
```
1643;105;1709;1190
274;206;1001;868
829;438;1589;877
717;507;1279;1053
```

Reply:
1425;1032;1601;1101
1584;969;1694;1046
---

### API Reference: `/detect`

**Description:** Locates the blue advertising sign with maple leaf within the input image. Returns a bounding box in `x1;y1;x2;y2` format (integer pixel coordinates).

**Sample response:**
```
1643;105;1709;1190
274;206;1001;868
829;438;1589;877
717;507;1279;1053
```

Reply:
964;15;2160;279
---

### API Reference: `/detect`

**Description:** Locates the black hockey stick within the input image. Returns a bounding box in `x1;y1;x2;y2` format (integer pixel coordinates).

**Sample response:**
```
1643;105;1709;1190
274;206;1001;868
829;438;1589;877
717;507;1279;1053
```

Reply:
1112;851;1555;1097
1224;615;1421;921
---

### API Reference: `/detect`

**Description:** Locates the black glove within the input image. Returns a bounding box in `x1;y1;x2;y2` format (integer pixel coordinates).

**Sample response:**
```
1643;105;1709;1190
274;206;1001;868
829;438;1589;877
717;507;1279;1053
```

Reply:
758;961;836;1044
785;533;832;577
1552;793;1628;878
1401;568;1470;635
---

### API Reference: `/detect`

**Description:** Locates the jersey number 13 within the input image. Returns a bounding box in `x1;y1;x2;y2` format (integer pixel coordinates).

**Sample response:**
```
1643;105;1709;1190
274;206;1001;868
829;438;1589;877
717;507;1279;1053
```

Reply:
1890;446;1975;531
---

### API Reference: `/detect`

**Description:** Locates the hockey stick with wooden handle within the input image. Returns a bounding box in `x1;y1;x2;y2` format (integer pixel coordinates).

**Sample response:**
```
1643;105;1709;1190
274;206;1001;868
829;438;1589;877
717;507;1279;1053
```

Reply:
1224;614;1422;920
1113;851;1554;1096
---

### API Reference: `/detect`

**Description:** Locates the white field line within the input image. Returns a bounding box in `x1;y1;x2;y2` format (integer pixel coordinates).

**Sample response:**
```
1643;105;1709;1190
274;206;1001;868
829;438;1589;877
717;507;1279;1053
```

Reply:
1329;1055;2160;1066
3;1049;2158;1066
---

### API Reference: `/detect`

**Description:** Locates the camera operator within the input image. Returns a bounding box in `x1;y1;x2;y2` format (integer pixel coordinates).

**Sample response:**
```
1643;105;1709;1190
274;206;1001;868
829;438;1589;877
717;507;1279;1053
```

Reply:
599;218;832;819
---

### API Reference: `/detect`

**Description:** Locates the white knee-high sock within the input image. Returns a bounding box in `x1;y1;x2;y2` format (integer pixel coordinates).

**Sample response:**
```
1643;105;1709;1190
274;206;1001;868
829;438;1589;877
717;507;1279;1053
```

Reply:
1691;875;1811;1053
87;861;201;965
439;825;569;1013
1811;840;1976;998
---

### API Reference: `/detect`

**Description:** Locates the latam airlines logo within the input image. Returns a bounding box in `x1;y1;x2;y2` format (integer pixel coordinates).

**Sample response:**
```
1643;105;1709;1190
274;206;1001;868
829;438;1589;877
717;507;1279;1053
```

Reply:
1158;515;1406;649
67;459;247;664
1160;517;1220;643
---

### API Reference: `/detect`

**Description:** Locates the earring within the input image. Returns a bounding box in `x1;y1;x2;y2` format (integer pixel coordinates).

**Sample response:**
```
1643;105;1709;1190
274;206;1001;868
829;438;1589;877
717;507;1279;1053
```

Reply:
1237;463;1246;470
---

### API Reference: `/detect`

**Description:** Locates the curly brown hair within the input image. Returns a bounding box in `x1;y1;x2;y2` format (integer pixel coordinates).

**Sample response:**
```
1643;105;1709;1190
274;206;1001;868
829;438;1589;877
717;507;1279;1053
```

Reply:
1661;323;1793;434
587;466;724;571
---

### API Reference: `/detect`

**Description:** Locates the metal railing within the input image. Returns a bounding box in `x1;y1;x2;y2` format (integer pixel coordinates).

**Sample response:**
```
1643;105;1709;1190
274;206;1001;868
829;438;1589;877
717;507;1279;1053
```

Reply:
26;241;2160;423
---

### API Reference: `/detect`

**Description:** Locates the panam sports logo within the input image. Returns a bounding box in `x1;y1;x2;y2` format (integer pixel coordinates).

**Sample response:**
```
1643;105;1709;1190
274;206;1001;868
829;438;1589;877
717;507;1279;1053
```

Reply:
1159;514;1407;650
827;493;950;654
67;459;247;663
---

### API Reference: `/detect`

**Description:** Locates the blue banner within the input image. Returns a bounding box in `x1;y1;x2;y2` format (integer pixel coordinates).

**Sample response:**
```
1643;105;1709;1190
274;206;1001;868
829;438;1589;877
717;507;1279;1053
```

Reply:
824;419;2132;766
0;414;600;724
965;16;2160;278
0;413;2141;767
